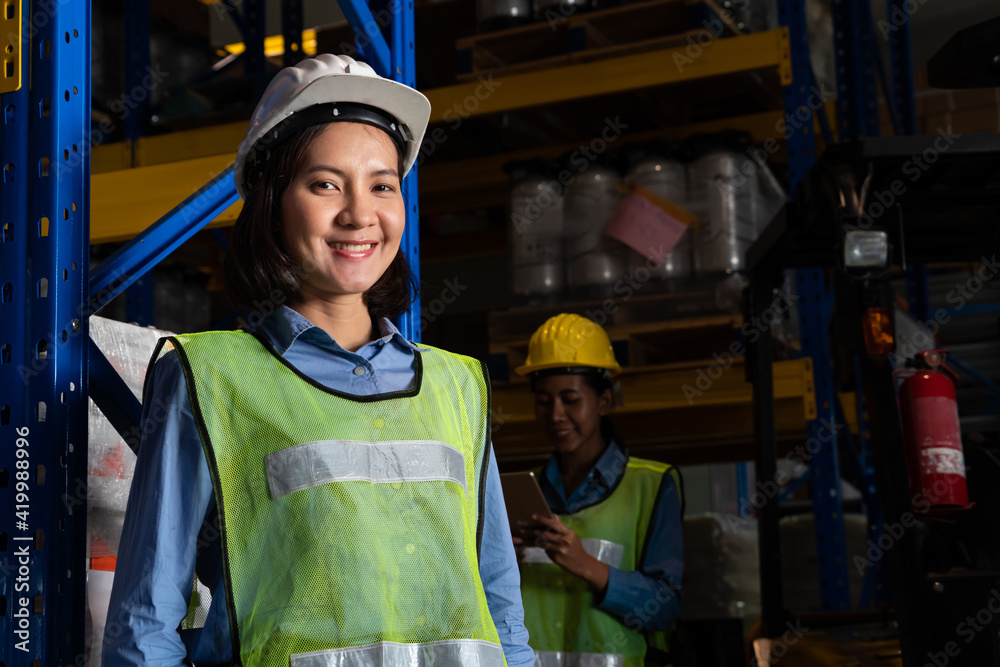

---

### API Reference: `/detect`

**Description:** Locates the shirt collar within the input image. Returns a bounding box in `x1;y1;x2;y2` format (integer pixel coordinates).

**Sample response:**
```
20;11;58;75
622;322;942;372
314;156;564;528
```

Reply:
542;438;628;504
591;439;628;488
258;305;421;356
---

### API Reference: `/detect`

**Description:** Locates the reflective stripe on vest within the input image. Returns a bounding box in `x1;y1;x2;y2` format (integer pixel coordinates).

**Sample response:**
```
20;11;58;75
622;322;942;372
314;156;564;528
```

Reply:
533;651;624;667
266;439;468;499
291;639;506;667
521;539;624;568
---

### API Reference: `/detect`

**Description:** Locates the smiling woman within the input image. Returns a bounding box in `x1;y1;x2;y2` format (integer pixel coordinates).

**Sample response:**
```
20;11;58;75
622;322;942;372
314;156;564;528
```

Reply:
103;54;534;667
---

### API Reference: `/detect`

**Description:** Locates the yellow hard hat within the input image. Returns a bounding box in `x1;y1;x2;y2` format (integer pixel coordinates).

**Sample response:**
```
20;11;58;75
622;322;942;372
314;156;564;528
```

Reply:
515;313;622;377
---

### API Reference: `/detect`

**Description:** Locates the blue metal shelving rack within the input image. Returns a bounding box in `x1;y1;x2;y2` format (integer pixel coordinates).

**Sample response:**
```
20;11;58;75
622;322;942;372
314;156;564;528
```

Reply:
754;0;918;640
0;0;420;662
1;2;92;664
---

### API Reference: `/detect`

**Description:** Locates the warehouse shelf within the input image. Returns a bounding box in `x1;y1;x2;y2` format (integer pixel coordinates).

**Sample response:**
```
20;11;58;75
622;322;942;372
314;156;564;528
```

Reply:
90;102;834;245
92;155;241;244
89;24;802;241
91;98;836;243
453;0;741;81
491;358;816;466
495;357;815;418
425;27;791;121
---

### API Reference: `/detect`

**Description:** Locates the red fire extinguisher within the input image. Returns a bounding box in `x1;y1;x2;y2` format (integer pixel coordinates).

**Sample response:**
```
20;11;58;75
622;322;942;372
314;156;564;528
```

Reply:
897;350;972;519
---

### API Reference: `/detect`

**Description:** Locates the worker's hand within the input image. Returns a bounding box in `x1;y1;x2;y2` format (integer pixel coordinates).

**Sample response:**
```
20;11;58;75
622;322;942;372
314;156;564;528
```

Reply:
533;514;610;594
511;534;526;563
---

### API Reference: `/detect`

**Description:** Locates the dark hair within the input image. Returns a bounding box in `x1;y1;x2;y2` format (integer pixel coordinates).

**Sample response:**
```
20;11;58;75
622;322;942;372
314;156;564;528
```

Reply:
528;368;614;397
224;122;416;322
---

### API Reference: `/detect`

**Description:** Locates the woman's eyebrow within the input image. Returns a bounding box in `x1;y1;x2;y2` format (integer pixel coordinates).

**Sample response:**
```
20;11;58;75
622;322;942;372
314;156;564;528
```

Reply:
305;165;399;179
305;165;345;176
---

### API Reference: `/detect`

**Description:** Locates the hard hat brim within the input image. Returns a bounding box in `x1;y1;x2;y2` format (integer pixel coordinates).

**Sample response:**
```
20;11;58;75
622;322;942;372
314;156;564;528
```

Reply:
515;360;622;378
235;72;431;198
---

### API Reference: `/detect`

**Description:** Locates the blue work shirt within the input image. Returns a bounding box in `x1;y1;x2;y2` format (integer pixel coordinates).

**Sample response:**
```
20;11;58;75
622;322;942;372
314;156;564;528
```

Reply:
103;306;534;666
539;439;684;631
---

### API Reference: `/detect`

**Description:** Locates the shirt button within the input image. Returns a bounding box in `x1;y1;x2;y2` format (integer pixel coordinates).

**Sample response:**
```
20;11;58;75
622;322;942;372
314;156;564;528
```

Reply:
353;366;366;376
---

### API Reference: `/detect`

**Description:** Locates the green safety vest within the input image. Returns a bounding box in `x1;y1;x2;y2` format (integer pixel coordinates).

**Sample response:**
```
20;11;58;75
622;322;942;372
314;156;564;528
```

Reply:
160;330;506;667
520;458;680;667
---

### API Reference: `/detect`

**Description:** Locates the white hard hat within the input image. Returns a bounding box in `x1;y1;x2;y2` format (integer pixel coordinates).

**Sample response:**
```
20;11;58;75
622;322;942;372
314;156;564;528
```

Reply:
234;54;431;199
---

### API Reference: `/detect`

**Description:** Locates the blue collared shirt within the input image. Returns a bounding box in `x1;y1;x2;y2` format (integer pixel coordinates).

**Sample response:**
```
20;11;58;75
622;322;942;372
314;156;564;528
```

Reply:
539;440;684;631
103;306;534;666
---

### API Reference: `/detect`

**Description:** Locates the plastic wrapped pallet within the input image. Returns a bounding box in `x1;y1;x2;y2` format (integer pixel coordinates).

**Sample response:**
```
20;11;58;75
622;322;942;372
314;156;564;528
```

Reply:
87;316;172;666
682;513;761;623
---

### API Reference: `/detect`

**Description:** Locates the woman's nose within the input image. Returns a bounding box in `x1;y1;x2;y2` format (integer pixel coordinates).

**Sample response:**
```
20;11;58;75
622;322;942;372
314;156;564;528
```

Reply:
337;191;377;228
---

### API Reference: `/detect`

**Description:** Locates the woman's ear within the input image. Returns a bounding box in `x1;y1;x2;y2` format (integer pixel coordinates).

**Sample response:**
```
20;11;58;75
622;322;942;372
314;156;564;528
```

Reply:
596;387;613;416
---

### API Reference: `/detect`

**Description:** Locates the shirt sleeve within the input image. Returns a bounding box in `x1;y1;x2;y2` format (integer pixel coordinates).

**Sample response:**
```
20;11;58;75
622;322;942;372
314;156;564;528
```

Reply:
597;472;684;632
479;448;536;667
102;351;217;667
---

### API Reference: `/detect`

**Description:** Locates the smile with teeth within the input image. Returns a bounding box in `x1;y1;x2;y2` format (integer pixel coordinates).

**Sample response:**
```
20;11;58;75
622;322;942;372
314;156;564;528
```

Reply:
330;242;375;251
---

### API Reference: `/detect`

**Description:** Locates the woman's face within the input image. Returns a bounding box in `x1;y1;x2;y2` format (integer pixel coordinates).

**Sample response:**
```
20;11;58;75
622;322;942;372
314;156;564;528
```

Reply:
533;374;611;458
281;122;405;304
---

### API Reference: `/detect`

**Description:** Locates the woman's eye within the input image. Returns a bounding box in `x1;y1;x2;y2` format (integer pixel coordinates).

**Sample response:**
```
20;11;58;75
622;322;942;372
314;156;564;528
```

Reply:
373;183;396;193
314;181;336;190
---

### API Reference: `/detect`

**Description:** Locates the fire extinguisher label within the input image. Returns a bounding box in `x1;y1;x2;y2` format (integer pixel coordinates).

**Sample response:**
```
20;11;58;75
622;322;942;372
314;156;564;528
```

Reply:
921;447;966;478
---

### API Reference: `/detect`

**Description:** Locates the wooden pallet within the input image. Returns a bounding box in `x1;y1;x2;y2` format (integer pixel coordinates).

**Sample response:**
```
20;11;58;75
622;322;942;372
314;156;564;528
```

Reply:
456;0;741;81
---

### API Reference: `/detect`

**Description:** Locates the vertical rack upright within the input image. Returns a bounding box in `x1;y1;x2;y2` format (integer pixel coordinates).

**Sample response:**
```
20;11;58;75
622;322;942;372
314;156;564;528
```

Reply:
1;1;92;665
752;0;922;652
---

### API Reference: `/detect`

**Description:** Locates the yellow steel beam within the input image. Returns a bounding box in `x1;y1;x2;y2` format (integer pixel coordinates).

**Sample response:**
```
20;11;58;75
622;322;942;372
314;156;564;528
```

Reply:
91;97;834;180
838;391;859;435
420;103;837;209
491;358;815;425
91;122;246;173
91;155;241;244
424;28;791;122
222;29;318;58
492;399;809;465
0;0;22;93
134;122;245;168
92;140;133;174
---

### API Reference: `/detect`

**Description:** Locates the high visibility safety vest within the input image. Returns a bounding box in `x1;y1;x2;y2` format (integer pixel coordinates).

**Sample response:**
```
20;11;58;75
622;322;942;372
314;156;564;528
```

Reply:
159;330;507;667
520;458;680;667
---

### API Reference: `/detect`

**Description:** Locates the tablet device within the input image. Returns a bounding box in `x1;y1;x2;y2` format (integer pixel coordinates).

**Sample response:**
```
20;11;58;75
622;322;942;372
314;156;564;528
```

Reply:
499;471;554;534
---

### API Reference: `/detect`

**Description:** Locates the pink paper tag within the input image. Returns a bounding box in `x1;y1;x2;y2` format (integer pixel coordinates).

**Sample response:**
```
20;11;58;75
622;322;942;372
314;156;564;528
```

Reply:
604;192;689;263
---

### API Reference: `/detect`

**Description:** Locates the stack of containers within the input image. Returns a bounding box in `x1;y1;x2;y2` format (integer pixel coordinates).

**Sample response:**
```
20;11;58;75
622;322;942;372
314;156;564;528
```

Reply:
685;130;758;277
684;130;786;311
621;139;692;291
563;155;626;300
505;158;566;305
502;133;784;308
